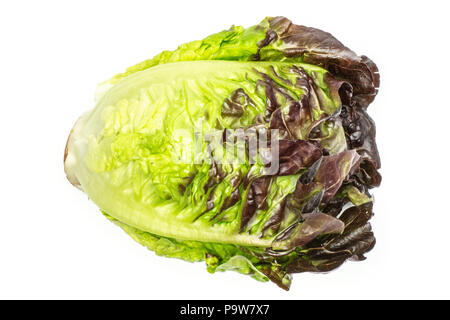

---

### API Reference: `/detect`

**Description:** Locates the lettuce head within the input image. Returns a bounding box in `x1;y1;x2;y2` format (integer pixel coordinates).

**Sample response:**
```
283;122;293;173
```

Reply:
64;16;381;290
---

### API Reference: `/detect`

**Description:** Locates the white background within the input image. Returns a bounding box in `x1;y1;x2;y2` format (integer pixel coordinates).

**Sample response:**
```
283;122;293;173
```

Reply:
1;0;449;299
